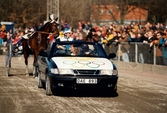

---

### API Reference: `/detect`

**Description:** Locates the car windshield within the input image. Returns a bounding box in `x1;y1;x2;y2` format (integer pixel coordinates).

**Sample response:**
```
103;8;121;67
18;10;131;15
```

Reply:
50;41;107;58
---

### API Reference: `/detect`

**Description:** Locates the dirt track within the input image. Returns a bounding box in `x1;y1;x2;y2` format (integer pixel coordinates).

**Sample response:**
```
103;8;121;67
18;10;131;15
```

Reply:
0;55;167;113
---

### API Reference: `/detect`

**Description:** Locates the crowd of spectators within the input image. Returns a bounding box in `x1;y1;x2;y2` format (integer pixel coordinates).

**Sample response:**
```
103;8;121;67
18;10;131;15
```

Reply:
57;20;167;65
0;26;35;46
0;20;167;66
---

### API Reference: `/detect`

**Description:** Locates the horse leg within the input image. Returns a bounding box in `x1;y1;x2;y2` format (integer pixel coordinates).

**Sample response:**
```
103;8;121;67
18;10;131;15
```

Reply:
24;53;29;76
32;65;36;76
22;39;30;76
32;65;38;79
33;51;39;78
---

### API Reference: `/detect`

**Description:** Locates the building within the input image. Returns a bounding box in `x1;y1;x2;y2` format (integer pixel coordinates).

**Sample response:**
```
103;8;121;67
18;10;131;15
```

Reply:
91;5;147;26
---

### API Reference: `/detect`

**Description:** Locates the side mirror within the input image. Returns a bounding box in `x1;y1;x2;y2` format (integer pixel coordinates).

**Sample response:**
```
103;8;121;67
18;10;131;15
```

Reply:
108;53;116;59
38;51;48;57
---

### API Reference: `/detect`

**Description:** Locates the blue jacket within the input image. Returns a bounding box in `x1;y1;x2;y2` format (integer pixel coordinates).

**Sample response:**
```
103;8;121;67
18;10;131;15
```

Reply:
159;38;167;58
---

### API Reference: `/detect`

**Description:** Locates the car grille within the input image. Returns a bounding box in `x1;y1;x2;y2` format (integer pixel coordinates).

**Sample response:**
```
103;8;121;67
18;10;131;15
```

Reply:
73;70;100;75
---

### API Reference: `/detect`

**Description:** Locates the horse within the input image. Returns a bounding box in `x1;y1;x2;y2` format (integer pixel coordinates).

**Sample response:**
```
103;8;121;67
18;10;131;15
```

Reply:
22;16;59;77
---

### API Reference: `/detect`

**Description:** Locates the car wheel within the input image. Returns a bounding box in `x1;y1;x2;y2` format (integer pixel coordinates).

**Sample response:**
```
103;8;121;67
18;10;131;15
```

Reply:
107;85;118;97
113;85;117;94
111;85;118;97
37;69;43;88
46;75;53;96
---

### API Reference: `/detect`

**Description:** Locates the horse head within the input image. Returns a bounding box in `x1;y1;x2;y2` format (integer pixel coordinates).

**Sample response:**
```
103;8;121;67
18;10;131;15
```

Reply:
50;20;59;38
40;15;59;38
49;14;59;38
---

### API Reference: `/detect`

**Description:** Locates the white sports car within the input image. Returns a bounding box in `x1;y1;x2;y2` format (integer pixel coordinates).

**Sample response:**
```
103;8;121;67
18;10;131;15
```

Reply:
38;41;118;96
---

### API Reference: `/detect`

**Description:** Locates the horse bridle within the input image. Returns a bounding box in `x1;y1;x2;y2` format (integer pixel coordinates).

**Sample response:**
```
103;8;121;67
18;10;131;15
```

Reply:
50;23;59;37
36;23;59;37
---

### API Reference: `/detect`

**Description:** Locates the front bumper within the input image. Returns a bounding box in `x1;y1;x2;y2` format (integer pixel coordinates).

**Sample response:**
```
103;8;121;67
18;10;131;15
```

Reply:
50;74;118;90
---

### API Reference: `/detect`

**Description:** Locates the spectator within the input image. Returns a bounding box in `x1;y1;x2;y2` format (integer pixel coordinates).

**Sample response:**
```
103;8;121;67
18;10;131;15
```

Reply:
71;29;78;39
8;29;14;36
12;33;21;45
96;29;105;44
158;32;167;65
154;32;163;65
118;31;130;62
83;22;89;31
106;30;113;42
129;31;137;42
47;33;55;47
86;28;98;42
38;22;43;29
143;30;155;47
136;32;145;63
87;21;92;30
75;32;84;41
4;33;12;46
60;19;65;31
64;21;70;29
0;30;7;44
150;23;157;31
107;30;119;45
134;22;140;31
145;22;151;31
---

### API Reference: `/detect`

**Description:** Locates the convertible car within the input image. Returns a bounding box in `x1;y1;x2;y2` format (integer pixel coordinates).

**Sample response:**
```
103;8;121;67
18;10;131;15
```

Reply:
38;41;118;96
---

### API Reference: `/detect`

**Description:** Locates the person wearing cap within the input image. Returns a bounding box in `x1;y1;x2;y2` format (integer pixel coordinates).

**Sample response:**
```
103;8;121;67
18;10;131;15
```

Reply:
57;28;74;41
56;28;74;50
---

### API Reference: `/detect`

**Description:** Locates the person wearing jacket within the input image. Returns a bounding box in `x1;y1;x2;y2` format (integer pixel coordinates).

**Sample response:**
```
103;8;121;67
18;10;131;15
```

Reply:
159;32;167;65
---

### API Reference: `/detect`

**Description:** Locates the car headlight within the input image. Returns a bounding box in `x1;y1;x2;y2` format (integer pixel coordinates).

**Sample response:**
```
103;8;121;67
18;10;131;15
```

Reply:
112;69;118;75
50;68;74;74
101;69;112;75
101;69;118;76
50;68;59;74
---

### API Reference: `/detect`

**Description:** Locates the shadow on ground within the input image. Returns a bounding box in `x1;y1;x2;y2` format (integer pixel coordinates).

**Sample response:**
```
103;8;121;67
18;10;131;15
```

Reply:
51;88;119;98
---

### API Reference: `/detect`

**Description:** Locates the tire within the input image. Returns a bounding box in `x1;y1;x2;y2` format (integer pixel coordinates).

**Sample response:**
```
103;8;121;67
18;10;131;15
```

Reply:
37;69;43;88
45;75;53;96
107;85;118;97
105;85;118;97
113;85;117;94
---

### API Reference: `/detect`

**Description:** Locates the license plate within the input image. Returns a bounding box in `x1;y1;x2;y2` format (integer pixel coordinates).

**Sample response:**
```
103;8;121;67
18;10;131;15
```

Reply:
76;78;97;84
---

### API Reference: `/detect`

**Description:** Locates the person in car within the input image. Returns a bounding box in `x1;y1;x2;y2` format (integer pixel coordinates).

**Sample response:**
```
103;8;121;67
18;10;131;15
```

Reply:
70;44;80;56
58;28;74;41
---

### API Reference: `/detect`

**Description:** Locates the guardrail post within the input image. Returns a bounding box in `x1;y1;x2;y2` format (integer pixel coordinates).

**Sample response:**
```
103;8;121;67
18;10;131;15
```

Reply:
118;44;120;61
153;45;156;65
135;43;138;63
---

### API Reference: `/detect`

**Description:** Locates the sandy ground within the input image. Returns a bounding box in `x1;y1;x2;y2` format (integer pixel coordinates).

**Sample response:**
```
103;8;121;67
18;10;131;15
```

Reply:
0;55;167;113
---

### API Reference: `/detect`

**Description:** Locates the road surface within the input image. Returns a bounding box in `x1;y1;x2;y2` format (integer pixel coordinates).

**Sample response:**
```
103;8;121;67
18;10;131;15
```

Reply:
0;55;167;113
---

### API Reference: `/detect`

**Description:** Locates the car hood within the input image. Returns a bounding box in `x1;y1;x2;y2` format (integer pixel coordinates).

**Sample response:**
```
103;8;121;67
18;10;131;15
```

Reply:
51;57;113;70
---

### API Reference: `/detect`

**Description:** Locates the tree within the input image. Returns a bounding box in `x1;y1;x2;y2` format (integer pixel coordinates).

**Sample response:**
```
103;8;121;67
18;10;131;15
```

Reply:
99;0;140;25
59;0;93;28
94;0;167;24
0;0;166;29
0;0;46;28
143;0;167;23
